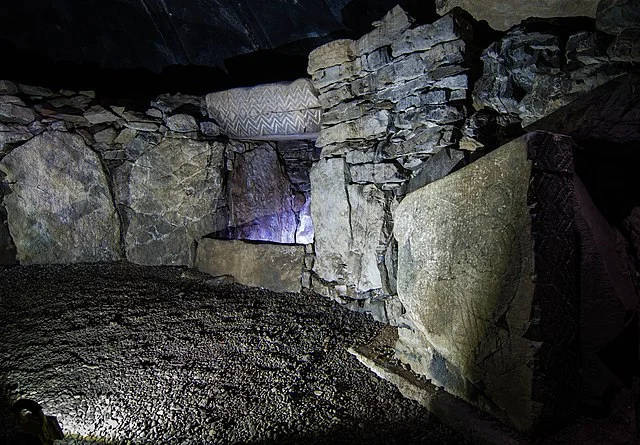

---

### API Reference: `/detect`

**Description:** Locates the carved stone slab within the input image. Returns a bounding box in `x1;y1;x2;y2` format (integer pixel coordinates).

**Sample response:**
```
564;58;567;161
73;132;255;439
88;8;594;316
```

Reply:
205;79;321;140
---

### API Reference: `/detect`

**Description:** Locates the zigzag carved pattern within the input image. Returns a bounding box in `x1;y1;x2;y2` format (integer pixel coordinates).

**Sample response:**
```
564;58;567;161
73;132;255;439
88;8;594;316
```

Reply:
206;79;322;139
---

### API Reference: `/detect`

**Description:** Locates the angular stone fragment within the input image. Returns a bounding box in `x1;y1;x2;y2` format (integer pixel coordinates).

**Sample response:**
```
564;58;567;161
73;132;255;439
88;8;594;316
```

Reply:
350;162;404;184
195;239;305;293
165;114;198;133
93;127;118;145
0;80;18;95
526;74;640;144
0;131;121;264
394;132;579;433
405;147;465;193
206;78;321;140
83;105;119;124
355;5;412;56
151;93;204;115
122;139;225;266
18;83;54;98
596;0;640;35
0;124;33;153
391;14;463;57
48;95;92;109
316;111;388;147
199;121;221;137
0;95;25;105
0;103;36;125
608;27;640;62
308;39;357;74
114;127;137;145
436;0;599;31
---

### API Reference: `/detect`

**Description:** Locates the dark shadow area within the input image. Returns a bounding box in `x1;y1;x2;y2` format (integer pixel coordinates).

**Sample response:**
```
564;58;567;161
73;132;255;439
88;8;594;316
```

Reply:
574;142;640;225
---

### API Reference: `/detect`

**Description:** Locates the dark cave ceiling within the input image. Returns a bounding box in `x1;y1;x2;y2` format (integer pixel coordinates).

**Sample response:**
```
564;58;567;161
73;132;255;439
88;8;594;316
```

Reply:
0;0;437;95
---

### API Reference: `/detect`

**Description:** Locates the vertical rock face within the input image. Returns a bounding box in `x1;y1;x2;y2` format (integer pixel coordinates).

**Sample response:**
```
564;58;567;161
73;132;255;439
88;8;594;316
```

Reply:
0;131;121;264
229;143;299;244
308;8;472;305
205;79;322;140
394;132;579;433
121;139;225;266
195;238;305;293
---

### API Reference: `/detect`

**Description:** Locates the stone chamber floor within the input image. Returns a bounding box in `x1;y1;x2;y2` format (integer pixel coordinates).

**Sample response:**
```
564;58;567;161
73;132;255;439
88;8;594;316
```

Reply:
0;263;466;445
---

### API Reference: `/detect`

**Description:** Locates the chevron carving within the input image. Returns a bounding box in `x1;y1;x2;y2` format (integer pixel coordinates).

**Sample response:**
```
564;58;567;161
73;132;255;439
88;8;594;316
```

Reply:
206;78;322;140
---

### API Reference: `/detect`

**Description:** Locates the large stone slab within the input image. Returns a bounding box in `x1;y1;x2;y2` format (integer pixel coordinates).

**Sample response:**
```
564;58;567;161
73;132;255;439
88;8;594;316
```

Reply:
195;238;304;293
205;79;321;140
310;158;385;294
229;143;299;244
0;131;121;264
122;138;225;266
436;0;599;31
394;132;579;433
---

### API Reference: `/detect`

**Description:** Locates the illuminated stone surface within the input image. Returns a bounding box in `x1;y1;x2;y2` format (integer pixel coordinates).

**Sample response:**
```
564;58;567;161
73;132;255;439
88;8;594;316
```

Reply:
0;131;120;264
310;157;386;295
228;143;299;244
122;138;225;266
435;0;599;31
205;79;321;140
394;132;579;433
195;238;305;293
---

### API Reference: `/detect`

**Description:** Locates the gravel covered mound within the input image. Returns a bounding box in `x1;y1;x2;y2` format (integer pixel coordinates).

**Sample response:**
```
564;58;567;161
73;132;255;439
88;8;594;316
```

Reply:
0;263;466;445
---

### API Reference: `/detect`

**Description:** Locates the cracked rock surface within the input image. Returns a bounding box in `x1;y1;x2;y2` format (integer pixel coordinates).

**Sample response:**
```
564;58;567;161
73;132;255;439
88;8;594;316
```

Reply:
0;263;465;445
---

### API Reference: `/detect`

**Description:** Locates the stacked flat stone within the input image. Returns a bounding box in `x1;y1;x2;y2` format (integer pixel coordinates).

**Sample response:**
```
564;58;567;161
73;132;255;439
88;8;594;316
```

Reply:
306;7;472;319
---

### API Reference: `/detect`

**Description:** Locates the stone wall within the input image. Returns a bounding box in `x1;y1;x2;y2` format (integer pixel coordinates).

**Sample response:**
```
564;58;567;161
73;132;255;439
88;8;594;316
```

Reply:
0;79;318;278
306;7;475;322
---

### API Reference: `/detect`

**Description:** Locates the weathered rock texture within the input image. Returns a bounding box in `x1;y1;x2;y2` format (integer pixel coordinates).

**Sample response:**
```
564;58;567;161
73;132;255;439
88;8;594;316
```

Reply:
307;8;473;316
120;139;225;266
527;73;640;143
206;79;322;140
596;0;640;35
0;131;121;264
195;238;305;293
436;0;599;31
394;132;579;433
473;26;631;128
225;141;315;245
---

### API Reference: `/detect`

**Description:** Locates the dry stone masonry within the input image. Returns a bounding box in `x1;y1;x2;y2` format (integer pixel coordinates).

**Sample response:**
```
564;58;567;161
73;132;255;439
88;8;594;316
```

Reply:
306;7;475;319
0;78;319;282
0;1;638;436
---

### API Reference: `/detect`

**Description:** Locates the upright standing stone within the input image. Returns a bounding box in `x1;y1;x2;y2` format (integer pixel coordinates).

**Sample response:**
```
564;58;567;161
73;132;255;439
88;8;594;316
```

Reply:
229;143;298;244
122;139;225;266
0;131;121;264
394;132;578;433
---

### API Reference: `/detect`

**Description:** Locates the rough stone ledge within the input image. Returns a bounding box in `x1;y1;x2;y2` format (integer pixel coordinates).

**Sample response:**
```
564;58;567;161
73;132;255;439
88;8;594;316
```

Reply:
349;334;524;445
